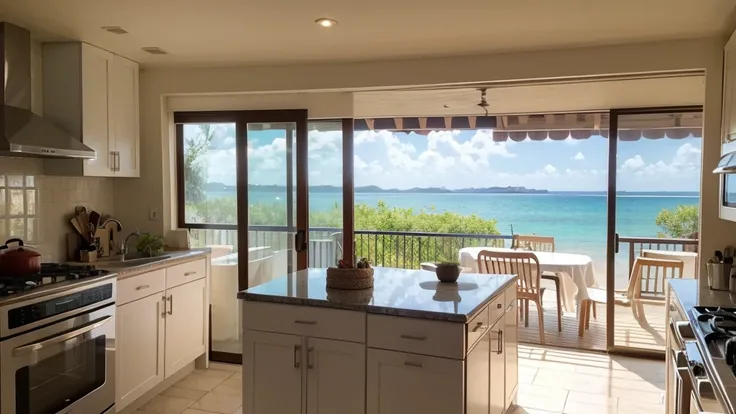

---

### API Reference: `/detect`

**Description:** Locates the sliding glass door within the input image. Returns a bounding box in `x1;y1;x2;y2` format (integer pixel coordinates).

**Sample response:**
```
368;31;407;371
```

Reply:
606;107;702;355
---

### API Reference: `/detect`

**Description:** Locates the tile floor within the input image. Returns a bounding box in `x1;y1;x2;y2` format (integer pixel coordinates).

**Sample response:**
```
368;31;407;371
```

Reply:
136;345;664;414
135;362;243;414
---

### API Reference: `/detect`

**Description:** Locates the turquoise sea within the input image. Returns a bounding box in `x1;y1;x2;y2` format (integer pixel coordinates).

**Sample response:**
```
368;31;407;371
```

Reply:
243;190;699;286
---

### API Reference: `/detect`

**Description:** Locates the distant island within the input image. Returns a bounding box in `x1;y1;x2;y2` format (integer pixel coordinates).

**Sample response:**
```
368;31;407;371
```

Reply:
204;182;548;194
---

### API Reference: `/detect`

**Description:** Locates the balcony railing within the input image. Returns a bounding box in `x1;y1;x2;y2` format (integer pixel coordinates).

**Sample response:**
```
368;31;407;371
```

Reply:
189;227;698;277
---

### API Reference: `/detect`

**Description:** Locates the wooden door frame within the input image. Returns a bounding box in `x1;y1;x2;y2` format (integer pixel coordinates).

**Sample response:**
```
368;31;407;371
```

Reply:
605;105;703;354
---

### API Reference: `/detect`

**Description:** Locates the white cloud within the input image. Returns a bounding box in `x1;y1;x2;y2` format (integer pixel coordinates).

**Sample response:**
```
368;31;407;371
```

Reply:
572;152;585;161
621;155;645;171
543;164;557;175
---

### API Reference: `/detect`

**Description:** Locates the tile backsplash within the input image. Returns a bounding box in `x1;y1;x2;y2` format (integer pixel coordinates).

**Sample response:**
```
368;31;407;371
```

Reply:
0;158;114;262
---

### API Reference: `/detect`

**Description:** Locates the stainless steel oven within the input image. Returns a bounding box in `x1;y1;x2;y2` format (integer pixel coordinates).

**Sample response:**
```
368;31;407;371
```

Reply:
0;279;116;414
668;318;693;414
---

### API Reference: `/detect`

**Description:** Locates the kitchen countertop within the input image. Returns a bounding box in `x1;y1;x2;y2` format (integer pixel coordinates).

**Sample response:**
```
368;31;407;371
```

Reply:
93;248;211;280
669;279;736;414
238;267;517;322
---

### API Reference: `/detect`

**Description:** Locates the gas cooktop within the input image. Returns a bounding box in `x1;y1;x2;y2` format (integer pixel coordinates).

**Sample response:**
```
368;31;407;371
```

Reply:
0;263;111;297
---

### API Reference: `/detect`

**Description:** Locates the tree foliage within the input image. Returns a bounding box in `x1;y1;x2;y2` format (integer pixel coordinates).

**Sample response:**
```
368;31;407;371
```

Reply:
655;204;699;238
183;125;215;204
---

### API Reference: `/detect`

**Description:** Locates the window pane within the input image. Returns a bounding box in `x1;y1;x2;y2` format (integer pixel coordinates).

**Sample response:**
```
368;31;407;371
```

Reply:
0;176;4;187
307;121;343;266
0;189;5;215
26;190;36;215
9;189;23;215
9;218;24;239
25;175;34;187
7;175;23;188
181;123;237;225
0;219;5;240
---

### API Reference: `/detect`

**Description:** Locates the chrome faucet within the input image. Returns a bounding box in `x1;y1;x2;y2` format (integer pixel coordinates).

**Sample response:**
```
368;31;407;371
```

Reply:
120;230;140;257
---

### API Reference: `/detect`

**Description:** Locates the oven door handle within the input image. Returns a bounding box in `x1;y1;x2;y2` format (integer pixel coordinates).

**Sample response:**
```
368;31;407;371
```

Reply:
13;315;113;356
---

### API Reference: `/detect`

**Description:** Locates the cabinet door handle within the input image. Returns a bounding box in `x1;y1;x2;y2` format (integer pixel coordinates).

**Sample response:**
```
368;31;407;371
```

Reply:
400;334;427;341
294;344;301;368
115;151;121;171
294;320;317;325
184;271;197;276
167;295;173;315
135;284;150;291
110;151;116;171
497;330;504;355
307;347;314;369
404;361;423;368
161;296;167;318
472;322;484;332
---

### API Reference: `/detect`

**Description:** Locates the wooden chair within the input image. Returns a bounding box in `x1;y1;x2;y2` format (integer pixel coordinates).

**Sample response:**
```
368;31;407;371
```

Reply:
513;235;562;332
477;250;546;345
577;257;684;337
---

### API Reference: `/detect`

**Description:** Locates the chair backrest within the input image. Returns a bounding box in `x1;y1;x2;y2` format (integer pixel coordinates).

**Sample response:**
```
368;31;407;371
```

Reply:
631;257;684;298
513;235;555;252
477;250;541;295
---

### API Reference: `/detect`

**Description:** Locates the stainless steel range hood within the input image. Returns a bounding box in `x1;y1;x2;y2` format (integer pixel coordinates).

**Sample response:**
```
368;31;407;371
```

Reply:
0;22;95;159
714;151;736;174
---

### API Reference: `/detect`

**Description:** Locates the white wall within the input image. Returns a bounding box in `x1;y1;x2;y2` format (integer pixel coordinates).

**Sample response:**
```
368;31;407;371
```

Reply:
114;36;734;293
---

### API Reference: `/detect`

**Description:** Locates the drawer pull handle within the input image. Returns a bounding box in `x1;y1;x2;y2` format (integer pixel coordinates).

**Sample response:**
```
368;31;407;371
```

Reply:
497;330;503;355
135;285;150;291
307;347;314;369
294;320;317;325
472;322;484;332
400;334;427;341
184;271;197;276
294;345;301;368
404;361;423;368
497;303;503;309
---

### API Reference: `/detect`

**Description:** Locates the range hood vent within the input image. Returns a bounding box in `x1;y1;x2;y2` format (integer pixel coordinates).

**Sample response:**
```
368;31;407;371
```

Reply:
714;151;736;174
0;22;95;159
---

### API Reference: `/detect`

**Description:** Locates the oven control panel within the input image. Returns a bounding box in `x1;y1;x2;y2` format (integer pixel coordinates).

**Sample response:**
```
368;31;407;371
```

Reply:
8;284;113;329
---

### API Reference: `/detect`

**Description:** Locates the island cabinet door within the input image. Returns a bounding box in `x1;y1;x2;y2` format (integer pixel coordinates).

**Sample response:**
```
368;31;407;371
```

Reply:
489;318;505;414
466;327;490;414
504;300;519;409
367;348;463;414
306;338;365;414
243;330;304;414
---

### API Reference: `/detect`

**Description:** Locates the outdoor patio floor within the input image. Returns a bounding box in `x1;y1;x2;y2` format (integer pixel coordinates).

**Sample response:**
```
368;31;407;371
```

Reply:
518;286;667;352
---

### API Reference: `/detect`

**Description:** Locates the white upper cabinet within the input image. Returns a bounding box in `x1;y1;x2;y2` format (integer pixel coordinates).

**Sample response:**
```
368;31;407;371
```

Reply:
723;32;736;145
43;42;140;177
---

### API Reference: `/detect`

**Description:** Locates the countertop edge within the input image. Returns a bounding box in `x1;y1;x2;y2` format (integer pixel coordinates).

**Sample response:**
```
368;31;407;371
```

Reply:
239;274;518;323
109;250;211;280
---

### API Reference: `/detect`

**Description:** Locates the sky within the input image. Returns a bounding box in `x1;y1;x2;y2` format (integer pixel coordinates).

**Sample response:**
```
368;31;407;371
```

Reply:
186;124;702;192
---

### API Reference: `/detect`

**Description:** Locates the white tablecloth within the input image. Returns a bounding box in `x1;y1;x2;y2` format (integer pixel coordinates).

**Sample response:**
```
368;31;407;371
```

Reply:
458;247;598;312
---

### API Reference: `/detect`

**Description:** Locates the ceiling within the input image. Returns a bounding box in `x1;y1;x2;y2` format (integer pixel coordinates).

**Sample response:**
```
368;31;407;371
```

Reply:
353;76;706;117
0;0;734;67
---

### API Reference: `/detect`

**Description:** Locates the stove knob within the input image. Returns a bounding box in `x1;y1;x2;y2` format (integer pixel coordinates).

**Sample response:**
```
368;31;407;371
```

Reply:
692;363;705;377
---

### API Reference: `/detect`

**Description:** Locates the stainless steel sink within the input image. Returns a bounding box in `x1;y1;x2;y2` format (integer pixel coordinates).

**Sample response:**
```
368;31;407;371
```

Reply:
99;252;171;266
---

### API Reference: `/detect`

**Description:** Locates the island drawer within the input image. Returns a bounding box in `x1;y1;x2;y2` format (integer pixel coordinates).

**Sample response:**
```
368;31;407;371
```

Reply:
466;307;490;351
166;258;206;289
243;302;366;342
367;314;465;359
488;292;507;325
118;269;166;305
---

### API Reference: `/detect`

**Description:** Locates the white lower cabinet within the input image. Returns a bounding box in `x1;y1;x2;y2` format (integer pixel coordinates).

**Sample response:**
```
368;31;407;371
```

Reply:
116;293;165;409
504;299;519;408
366;348;464;414
243;330;366;414
164;278;207;377
115;262;209;411
466;327;490;414
243;331;303;414
489;318;505;414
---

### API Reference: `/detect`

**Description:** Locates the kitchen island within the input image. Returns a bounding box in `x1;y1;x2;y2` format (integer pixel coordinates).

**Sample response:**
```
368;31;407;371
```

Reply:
238;267;518;414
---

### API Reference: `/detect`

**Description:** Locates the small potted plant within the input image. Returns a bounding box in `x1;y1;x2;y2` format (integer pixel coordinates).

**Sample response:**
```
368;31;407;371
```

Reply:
136;233;164;257
326;258;374;290
435;261;461;283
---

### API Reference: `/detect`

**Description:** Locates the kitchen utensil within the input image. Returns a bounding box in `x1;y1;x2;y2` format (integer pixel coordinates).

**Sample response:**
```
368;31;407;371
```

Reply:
89;211;101;230
70;217;87;241
715;250;724;262
707;261;732;291
0;238;42;276
75;206;87;216
76;211;90;242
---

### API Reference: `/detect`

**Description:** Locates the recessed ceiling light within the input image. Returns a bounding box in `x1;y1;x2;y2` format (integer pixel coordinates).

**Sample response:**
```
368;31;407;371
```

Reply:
142;47;168;55
101;26;128;35
315;18;338;28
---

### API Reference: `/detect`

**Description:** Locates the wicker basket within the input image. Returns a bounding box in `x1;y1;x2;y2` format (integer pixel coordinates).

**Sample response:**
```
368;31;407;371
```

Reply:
326;267;374;290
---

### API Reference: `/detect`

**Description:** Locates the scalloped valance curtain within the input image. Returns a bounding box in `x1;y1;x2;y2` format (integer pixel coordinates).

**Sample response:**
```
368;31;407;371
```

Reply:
353;112;702;141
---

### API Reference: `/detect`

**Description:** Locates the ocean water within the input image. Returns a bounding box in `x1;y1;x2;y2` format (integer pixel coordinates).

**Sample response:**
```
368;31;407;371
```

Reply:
244;190;699;286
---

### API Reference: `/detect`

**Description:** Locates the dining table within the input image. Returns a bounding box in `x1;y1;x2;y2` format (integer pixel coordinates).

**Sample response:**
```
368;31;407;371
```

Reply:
458;246;599;312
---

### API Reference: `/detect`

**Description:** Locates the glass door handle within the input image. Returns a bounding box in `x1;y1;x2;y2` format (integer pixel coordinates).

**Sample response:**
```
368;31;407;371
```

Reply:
614;233;620;254
295;230;307;252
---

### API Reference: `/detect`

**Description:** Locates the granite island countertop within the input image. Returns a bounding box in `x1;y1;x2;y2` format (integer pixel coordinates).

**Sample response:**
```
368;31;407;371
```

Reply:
238;267;517;322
